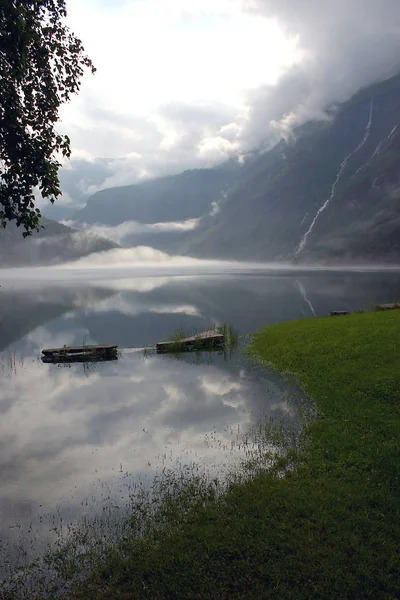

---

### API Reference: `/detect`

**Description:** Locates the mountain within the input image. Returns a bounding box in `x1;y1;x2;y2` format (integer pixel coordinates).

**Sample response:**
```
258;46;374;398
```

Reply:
41;157;120;222
184;74;400;263
0;217;118;267
73;161;239;228
71;73;400;264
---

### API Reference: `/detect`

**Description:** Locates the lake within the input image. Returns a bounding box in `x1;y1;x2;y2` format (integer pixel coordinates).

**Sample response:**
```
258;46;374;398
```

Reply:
1;265;400;558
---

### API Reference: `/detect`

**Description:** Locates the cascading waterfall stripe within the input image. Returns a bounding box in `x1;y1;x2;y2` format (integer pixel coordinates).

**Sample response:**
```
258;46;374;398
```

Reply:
296;96;374;254
356;122;399;176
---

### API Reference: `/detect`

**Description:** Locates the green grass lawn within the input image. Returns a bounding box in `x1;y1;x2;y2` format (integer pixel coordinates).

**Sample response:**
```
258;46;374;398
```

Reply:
12;311;400;600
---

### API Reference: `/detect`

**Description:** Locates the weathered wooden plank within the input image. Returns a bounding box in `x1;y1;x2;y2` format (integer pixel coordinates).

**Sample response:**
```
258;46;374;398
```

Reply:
156;330;224;354
42;354;118;364
42;344;118;356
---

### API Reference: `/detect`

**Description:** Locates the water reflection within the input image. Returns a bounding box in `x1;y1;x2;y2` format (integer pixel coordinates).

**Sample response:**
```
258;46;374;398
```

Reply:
0;347;297;545
3;270;400;354
1;269;400;550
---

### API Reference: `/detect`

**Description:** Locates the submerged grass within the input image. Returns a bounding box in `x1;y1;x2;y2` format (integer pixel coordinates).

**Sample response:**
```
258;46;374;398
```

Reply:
1;422;292;600
159;322;239;359
3;311;400;599
216;322;239;346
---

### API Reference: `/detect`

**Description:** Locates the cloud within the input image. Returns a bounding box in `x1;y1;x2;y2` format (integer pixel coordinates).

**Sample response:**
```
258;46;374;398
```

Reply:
63;218;200;244
48;0;298;207
45;0;400;213
59;101;242;195
240;0;400;147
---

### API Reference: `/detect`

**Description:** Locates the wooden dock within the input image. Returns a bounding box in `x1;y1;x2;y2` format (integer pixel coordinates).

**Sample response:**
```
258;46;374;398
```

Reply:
42;344;118;363
156;331;224;354
42;354;118;364
375;303;400;311
329;304;400;317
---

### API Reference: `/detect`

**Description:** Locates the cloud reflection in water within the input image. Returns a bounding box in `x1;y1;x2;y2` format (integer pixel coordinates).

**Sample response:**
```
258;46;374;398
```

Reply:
0;345;296;544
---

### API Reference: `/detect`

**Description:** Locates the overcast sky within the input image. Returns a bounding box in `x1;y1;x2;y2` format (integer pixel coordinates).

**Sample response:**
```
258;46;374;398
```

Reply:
52;0;400;208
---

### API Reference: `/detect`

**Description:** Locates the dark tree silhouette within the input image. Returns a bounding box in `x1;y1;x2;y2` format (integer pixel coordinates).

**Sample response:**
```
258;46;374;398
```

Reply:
0;0;95;235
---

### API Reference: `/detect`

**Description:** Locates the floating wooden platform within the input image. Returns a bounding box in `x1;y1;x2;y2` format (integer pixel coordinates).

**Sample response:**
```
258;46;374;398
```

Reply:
42;344;118;363
42;354;118;364
156;331;224;354
42;344;118;356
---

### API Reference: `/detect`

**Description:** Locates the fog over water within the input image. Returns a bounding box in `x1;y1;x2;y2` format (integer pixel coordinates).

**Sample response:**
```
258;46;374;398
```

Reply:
2;250;400;284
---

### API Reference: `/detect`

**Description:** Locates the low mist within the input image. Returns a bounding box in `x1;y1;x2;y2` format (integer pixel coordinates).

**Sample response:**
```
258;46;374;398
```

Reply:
0;245;294;283
63;218;200;245
1;243;398;289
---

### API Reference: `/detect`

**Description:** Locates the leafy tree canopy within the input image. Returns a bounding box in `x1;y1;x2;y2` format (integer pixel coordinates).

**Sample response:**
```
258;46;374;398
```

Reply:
0;0;95;235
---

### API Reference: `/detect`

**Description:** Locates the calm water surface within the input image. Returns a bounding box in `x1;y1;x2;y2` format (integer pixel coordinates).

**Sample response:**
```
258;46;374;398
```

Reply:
1;267;400;549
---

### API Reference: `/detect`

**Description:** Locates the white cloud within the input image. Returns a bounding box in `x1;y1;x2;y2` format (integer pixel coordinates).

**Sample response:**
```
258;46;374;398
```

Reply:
66;218;200;244
64;0;295;115
239;0;400;147
48;0;400;208
51;0;299;203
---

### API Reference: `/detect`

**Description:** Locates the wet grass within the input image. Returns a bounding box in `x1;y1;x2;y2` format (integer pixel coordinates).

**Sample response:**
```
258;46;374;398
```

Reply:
1;419;295;600
2;311;400;599
216;322;239;346
247;310;400;599
158;322;239;359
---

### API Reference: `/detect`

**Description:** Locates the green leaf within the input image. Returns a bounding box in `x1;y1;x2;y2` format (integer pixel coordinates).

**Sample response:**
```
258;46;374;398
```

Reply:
0;0;95;236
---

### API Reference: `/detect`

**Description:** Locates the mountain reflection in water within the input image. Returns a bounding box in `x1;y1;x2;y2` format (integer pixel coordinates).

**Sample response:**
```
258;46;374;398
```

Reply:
1;268;400;549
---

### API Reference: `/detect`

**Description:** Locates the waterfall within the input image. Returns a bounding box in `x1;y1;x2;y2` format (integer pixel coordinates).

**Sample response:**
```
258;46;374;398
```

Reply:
296;97;374;254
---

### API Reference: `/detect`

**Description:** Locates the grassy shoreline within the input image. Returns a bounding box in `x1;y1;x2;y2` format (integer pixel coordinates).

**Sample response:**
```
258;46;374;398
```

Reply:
248;311;400;597
4;311;400;599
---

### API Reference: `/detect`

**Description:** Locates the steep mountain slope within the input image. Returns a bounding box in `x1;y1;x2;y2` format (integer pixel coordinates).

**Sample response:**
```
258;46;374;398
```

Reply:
0;217;118;267
73;162;239;227
185;74;400;263
69;73;400;264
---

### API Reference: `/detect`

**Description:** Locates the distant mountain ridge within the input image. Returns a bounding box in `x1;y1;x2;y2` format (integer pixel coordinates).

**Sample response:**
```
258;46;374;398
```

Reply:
71;73;400;264
73;162;240;226
0;217;118;267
